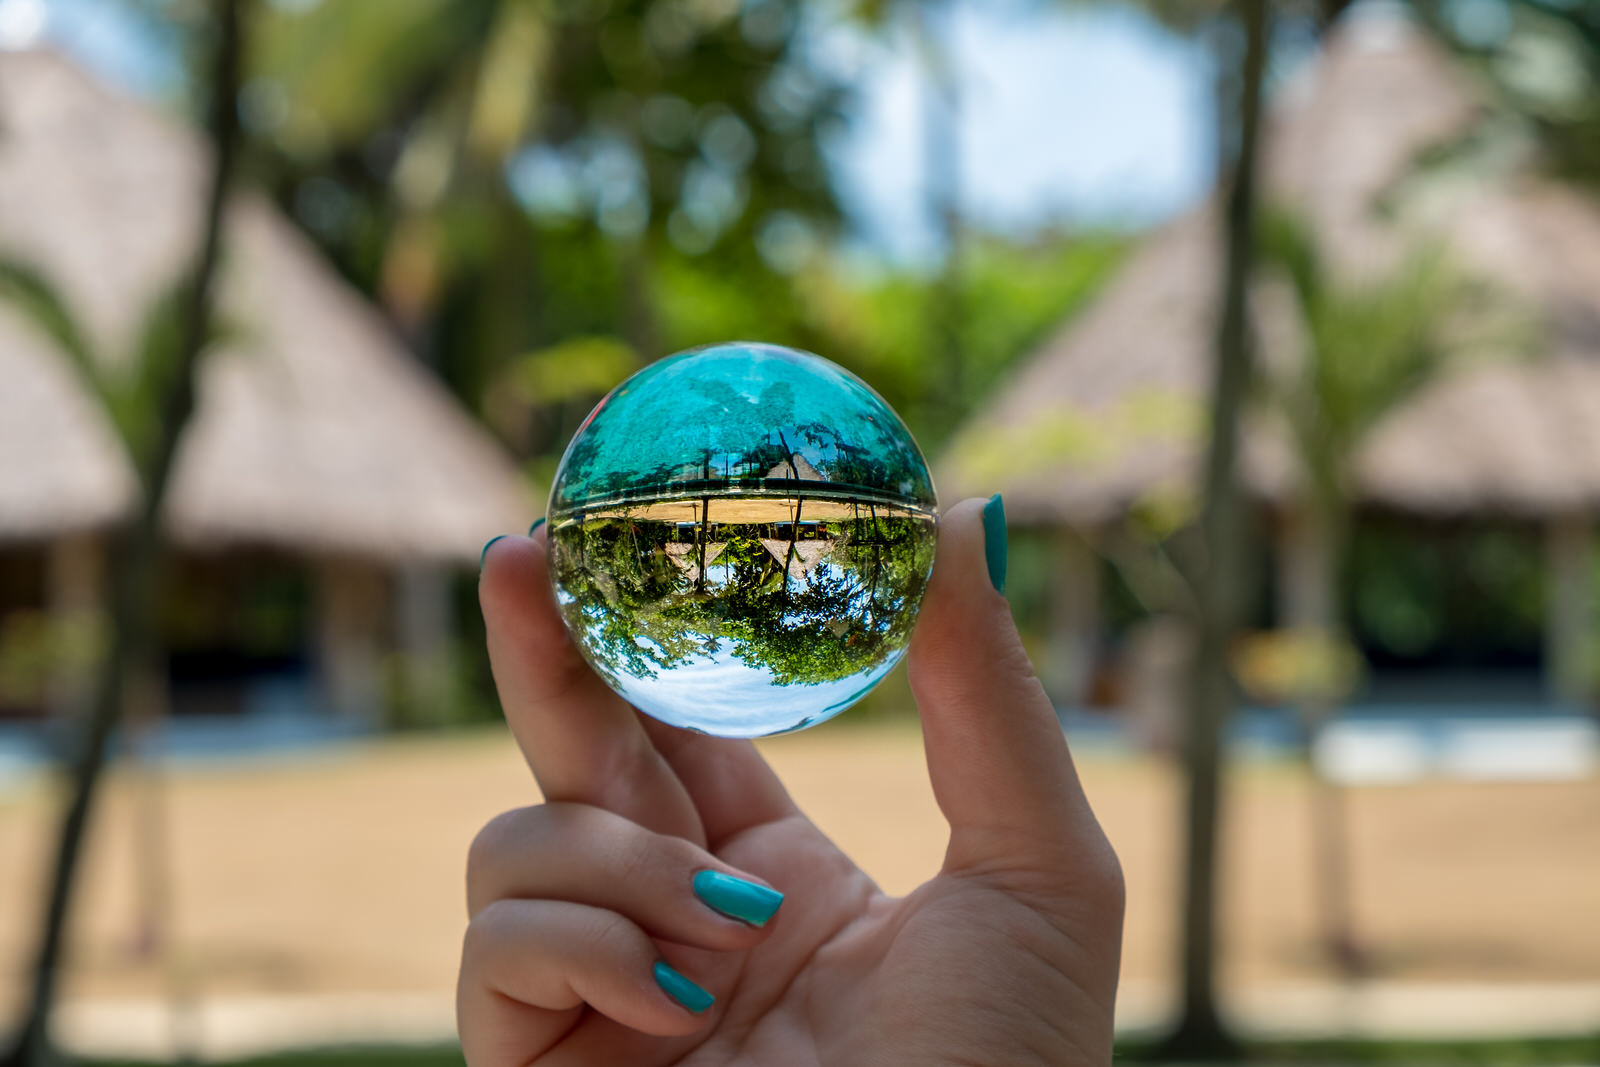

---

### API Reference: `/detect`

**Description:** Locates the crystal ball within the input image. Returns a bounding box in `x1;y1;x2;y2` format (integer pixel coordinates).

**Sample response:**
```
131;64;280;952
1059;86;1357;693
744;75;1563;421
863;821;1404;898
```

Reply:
546;342;938;737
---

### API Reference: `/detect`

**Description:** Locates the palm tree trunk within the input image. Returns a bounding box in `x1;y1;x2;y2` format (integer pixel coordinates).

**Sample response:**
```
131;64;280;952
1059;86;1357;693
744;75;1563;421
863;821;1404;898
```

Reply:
1298;503;1367;976
3;4;246;1062
1310;744;1364;975
1161;0;1270;1057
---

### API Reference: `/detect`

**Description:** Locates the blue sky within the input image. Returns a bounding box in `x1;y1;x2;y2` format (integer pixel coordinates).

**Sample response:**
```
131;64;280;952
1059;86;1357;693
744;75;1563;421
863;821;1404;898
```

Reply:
819;0;1215;259
9;0;1216;263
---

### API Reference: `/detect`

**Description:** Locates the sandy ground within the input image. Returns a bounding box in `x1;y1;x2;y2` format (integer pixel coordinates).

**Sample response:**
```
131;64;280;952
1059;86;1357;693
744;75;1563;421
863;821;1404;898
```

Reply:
1;723;1597;1023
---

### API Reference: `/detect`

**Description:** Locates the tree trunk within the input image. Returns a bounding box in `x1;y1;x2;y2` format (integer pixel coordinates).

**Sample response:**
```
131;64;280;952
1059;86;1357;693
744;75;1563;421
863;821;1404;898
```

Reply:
1160;0;1270;1057
1282;499;1367;976
620;235;659;362
3;4;246;1061
1309;746;1365;976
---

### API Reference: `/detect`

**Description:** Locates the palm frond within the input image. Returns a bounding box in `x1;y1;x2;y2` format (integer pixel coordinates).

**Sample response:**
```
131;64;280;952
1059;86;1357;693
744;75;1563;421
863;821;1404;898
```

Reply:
120;277;243;469
0;257;108;407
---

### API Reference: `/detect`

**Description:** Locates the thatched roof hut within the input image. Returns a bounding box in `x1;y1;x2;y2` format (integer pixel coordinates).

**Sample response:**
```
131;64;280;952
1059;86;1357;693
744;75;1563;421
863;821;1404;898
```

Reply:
941;7;1600;706
941;8;1600;523
0;50;532;560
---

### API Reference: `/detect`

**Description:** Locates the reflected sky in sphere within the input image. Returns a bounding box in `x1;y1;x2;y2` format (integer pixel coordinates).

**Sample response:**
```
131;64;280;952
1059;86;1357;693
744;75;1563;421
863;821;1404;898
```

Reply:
604;637;901;737
547;342;937;737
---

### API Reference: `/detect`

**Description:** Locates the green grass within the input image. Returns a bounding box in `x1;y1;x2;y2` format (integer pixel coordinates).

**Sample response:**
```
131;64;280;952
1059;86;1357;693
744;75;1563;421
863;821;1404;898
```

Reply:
90;1050;464;1067
85;1034;1600;1067
1116;1033;1600;1065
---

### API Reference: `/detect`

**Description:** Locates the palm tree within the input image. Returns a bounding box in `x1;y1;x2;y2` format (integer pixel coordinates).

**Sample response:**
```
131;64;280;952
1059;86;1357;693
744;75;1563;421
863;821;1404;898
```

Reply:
1255;206;1495;974
0;3;247;1061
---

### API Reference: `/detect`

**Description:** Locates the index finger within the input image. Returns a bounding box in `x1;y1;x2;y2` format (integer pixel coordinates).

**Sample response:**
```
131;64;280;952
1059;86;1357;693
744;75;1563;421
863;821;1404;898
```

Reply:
479;531;702;843
907;498;1110;878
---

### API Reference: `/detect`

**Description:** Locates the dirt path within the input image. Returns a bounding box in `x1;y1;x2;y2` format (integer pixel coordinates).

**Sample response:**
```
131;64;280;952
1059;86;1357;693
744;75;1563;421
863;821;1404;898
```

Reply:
2;724;1596;1019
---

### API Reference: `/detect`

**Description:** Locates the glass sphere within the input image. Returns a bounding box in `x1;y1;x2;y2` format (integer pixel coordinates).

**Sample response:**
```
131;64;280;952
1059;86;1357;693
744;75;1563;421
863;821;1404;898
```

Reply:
546;342;938;738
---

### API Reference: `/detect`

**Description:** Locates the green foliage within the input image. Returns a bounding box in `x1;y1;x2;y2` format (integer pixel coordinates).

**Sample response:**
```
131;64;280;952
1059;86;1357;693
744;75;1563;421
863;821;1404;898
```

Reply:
1116;1032;1600;1065
819;234;1126;447
251;1;494;153
1255;205;1494;506
548;506;934;700
0;609;106;710
382;639;504;730
0;261;99;391
214;0;1134;495
1419;0;1600;193
1348;518;1545;668
246;0;850;373
89;1050;464;1067
504;335;640;405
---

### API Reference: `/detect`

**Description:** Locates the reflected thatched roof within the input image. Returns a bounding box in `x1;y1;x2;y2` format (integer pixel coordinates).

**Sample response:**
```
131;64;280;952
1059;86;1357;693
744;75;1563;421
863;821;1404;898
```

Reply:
0;51;532;560
761;538;834;578
765;453;827;482
942;10;1600;523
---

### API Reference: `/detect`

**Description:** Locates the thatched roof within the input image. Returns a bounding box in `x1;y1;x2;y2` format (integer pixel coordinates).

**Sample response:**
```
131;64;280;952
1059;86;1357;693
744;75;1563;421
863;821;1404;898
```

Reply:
939;208;1218;526
0;51;533;560
941;8;1600;523
1355;182;1600;514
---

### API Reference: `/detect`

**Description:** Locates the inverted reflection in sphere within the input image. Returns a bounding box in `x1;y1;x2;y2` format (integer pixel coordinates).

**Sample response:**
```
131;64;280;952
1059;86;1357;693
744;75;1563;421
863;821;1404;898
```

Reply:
546;342;938;737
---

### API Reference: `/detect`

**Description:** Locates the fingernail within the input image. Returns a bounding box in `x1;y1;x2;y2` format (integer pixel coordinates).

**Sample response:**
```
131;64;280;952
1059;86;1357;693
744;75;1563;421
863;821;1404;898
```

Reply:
528;517;546;536
982;493;1007;594
692;870;784;927
653;960;714;1014
480;534;507;568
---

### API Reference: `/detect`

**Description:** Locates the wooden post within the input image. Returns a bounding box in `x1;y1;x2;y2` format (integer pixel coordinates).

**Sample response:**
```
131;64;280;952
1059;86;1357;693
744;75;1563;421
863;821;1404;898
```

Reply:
397;562;453;719
1049;527;1100;706
314;558;385;722
1276;502;1336;633
1545;515;1595;706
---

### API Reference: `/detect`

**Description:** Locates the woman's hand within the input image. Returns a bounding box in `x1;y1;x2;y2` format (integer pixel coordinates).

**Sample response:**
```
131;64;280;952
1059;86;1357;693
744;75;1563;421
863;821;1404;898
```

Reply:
460;498;1124;1066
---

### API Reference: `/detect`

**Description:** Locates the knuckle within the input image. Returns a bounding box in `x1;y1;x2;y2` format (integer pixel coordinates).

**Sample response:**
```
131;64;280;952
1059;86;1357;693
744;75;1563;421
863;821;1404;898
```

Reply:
466;810;515;885
582;908;639;960
610;828;659;888
462;898;519;961
1085;840;1127;919
466;806;540;899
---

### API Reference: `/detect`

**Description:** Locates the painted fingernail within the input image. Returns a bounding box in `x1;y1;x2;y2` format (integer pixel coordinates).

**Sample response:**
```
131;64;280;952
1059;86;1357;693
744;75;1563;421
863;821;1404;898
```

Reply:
982;493;1007;594
653;960;714;1014
692;870;784;927
480;534;507;568
528;517;546;536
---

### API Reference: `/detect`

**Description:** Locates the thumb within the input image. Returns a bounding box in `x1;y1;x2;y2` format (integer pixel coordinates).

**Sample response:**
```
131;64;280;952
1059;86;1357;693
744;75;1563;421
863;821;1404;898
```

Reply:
907;496;1101;877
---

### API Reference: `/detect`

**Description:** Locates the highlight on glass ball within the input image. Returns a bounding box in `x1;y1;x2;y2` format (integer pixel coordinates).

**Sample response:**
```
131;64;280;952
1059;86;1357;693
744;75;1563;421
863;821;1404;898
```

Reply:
545;342;938;738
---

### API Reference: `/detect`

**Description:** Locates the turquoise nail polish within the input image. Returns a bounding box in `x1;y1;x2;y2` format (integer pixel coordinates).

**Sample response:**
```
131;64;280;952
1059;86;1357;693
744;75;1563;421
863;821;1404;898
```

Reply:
480;534;507;568
693;870;784;927
528;517;546;536
982;493;1007;594
653;961;714;1014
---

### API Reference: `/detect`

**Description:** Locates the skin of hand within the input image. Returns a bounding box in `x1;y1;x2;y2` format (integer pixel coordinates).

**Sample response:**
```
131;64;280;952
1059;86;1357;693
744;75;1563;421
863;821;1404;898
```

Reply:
460;497;1125;1066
